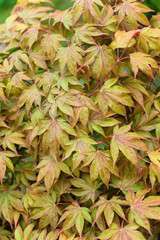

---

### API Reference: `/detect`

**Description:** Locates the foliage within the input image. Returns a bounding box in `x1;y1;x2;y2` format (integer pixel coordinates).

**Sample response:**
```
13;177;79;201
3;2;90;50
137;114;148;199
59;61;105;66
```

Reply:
0;0;160;239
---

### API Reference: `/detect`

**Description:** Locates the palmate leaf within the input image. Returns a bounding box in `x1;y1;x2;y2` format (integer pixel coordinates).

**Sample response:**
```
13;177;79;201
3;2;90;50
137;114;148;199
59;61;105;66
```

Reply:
16;5;53;24
126;189;160;233
0;129;26;154
122;78;149;109
31;115;77;158
30;191;61;229
34;154;73;192
72;0;104;26
84;46;117;79
149;162;160;189
137;27;160;53
130;52;158;78
14;224;59;240
110;123;147;166
72;24;104;45
52;9;73;30
41;33;66;63
110;162;145;193
95;78;134;116
55;44;83;77
148;150;160;169
114;0;153;28
22;183;46;211
98;222;146;240
0;184;24;226
0;151;15;184
58;201;91;238
17;84;43;114
21;26;39;50
11;72;31;89
9;50;30;71
82;150;119;186
93;195;127;227
70;174;102;203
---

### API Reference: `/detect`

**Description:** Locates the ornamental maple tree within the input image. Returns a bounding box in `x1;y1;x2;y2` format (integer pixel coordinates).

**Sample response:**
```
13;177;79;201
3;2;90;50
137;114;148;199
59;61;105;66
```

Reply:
0;0;160;239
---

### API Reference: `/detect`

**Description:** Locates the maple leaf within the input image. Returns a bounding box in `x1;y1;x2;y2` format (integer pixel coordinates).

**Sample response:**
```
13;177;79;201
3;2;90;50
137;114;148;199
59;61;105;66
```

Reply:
99;5;117;34
53;174;71;202
17;5;53;24
0;129;26;154
55;44;83;76
98;222;146;240
70;174;102;203
30;191;61;229
126;189;160;233
72;24;104;45
95;78;134;116
110;162;145;193
15;161;37;187
110;123;147;166
41;33;66;63
31;115;77;158
29;50;48;70
9;50;30;71
11;72;31;89
149;162;160;189
17;84;43;114
21;26;39;50
52;9;73;30
34;154;73;192
0;151;15;184
148;150;160;169
133;109;159;134
122;78;149;109
58;201;92;238
35;71;58;95
93;195;127;227
130;52;158;78
112;30;136;49
63;131;96;170
0;184;24;226
84;46;117;79
22;183;46;211
137;27;160;53
72;0;104;26
114;0;153;28
88;112;119;136
82;149;119;186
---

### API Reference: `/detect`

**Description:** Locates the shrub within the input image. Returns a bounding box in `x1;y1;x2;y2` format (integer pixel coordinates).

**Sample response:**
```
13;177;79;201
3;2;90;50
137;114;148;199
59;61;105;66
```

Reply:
0;0;160;239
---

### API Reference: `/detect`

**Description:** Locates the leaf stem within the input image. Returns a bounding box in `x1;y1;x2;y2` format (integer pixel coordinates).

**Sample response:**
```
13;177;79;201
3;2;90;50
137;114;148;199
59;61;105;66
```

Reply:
97;136;111;150
89;33;135;97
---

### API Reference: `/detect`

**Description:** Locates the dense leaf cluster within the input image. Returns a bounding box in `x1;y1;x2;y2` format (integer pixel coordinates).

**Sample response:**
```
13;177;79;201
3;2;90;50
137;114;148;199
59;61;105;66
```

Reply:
0;0;160;239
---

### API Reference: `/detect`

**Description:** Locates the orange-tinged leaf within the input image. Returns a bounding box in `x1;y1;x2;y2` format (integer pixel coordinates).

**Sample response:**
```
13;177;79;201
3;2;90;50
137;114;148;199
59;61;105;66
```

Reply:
72;0;104;25
148;150;160;168
34;155;61;192
83;150;119;186
18;84;43;114
56;44;83;76
15;225;23;240
98;222;146;240
130;52;158;78
111;124;147;166
93;195;127;227
126;189;160;233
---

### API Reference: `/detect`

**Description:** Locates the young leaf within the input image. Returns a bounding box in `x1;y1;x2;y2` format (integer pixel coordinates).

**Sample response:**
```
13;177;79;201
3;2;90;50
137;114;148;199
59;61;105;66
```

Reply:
111;124;147;166
130;52;158;78
98;222;146;240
